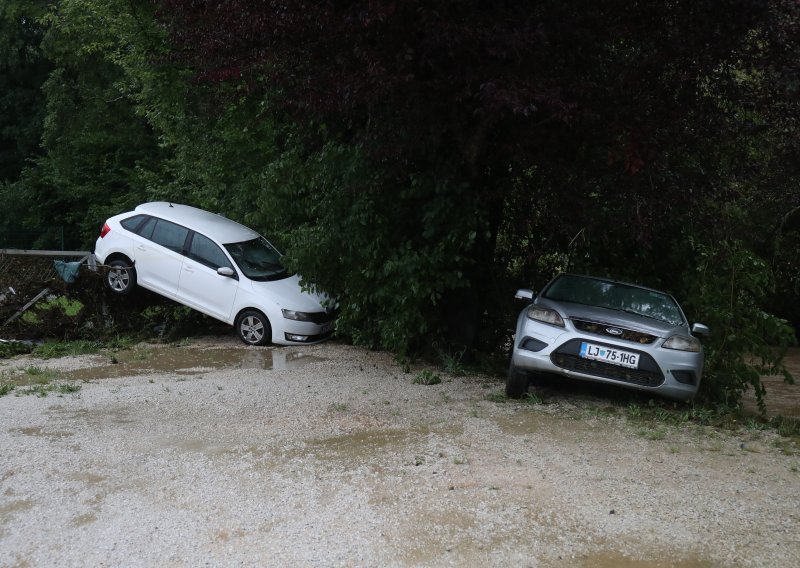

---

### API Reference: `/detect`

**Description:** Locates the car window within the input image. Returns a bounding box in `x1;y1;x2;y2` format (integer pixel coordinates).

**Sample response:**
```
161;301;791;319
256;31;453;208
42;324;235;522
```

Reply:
151;219;189;253
136;216;157;240
543;275;685;326
187;232;233;271
224;237;288;281
120;214;147;232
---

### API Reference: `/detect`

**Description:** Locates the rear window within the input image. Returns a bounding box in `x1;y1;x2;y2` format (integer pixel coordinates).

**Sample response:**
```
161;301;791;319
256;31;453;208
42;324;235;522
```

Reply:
120;214;147;232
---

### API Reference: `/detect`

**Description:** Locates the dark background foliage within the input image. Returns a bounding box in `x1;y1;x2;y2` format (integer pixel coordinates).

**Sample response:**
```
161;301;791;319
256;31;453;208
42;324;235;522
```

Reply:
1;0;797;408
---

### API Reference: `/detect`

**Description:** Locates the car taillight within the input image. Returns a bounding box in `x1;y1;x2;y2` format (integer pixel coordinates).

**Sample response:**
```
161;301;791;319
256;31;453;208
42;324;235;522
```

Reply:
99;223;111;238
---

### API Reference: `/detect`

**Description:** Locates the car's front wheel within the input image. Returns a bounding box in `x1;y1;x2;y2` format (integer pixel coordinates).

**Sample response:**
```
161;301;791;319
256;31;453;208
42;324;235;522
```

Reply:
235;310;272;346
506;362;529;399
105;259;136;295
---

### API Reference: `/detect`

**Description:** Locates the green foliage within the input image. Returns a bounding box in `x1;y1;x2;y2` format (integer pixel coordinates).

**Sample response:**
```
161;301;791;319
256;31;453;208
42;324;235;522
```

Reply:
32;339;102;358
413;370;442;386
0;341;32;359
681;239;796;411
1;0;798;414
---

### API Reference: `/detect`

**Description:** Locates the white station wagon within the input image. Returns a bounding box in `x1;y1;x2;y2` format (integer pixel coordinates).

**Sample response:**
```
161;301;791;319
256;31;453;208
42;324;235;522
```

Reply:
93;202;335;346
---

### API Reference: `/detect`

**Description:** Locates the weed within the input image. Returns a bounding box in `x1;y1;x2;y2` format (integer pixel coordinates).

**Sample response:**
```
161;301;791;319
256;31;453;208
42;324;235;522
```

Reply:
437;345;466;376
485;392;507;403
790;464;798;473
104;336;138;350
0;341;32;359
413;369;441;385
24;367;60;384
0;383;16;397
626;403;642;418
331;402;348;412
16;382;81;397
523;392;544;405
32;340;102;359
453;456;467;465
638;427;667;441
394;354;412;374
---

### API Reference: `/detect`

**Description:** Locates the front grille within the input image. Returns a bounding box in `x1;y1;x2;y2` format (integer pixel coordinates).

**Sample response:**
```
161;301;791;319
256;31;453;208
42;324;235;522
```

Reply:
571;319;657;345
304;311;337;324
551;339;665;387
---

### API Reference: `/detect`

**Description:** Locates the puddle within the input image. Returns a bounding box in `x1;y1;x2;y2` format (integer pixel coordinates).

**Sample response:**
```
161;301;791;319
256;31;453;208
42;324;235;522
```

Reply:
305;425;463;461
11;426;73;440
744;347;800;418
61;347;325;381
0;499;34;516
574;551;715;568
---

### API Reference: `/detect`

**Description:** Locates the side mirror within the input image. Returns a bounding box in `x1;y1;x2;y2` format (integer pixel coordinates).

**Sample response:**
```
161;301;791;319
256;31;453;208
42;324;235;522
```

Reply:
217;267;236;278
692;323;710;336
515;288;535;300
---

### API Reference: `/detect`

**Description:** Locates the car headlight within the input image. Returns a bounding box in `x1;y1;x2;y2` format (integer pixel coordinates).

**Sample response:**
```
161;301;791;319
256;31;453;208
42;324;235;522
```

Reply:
282;309;312;321
526;306;565;328
662;334;701;352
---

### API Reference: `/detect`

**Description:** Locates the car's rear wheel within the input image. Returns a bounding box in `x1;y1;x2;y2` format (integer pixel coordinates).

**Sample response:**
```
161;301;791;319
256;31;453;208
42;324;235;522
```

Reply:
105;259;136;295
236;309;272;346
506;362;529;399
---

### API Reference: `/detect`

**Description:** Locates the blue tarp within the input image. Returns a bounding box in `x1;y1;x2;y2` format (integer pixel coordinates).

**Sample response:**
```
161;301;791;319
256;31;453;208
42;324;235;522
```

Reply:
53;260;82;284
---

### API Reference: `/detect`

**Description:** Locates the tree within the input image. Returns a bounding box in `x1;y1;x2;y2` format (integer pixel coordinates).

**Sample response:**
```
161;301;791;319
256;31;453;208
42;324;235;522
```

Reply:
155;1;798;352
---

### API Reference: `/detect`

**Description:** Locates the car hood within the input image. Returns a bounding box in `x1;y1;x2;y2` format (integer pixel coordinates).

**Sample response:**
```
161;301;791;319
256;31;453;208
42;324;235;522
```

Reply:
249;274;329;312
536;298;688;336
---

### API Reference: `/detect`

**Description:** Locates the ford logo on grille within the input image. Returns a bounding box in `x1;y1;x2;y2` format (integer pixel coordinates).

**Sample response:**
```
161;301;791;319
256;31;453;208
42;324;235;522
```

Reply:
606;327;624;336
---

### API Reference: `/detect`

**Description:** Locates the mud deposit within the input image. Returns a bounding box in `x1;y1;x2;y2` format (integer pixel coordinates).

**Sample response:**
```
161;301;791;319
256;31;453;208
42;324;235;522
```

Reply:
1;338;798;567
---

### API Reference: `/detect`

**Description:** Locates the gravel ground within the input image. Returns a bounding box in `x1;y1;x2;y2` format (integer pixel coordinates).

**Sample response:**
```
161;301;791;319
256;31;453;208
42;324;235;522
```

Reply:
1;337;798;567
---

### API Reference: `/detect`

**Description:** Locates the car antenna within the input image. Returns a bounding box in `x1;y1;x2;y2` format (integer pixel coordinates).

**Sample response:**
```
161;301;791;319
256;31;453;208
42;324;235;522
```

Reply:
169;202;173;207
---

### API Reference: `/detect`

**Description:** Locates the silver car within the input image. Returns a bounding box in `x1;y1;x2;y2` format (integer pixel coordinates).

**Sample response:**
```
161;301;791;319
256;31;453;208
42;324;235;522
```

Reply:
508;274;709;401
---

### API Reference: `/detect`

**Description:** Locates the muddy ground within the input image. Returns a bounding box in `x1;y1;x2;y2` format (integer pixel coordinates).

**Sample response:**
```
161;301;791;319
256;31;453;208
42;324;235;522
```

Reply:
0;337;798;567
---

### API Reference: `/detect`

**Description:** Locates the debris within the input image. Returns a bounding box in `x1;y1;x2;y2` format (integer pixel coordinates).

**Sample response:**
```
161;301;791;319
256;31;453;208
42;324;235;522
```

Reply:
3;288;51;326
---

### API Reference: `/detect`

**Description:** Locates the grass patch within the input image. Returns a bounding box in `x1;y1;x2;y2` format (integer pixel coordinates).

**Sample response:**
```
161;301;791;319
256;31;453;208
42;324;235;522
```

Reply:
0;341;32;359
413;369;442;385
485;392;507;403
32;340;103;359
15;382;81;397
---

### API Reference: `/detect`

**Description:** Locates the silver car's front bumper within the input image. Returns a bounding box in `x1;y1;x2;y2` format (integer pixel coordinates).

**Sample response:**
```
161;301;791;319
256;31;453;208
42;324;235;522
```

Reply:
511;315;703;401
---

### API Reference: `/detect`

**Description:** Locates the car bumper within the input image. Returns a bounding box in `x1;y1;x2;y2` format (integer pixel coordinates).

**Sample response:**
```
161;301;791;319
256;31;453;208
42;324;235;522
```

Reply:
275;319;336;345
512;320;703;401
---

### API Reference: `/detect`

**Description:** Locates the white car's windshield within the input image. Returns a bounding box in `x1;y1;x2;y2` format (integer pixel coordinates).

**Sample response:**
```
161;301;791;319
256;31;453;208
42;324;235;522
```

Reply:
224;237;289;281
543;275;685;326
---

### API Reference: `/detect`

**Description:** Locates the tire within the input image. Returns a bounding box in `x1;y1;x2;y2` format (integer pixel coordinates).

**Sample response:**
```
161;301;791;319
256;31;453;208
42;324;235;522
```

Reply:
105;259;136;295
506;362;529;399
235;310;272;346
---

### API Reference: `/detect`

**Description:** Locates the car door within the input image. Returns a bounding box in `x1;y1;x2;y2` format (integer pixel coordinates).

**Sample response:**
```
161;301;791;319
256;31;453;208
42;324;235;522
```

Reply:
177;231;240;322
131;217;188;298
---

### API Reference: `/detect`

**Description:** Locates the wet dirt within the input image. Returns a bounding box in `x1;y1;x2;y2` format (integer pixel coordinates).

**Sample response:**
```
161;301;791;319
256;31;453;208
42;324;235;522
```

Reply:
59;345;325;382
577;552;716;568
1;339;799;567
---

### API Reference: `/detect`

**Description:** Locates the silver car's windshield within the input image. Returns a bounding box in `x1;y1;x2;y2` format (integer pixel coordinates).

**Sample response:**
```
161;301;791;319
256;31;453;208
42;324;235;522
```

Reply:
542;275;685;326
224;237;289;281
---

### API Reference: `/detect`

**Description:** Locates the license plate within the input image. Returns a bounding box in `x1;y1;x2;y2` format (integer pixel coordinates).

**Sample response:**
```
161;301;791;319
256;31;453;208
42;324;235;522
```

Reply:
579;342;639;368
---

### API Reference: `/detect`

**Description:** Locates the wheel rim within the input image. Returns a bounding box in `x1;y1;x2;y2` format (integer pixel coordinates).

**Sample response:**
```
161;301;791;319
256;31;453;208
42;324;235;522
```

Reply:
108;268;129;292
240;315;265;344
